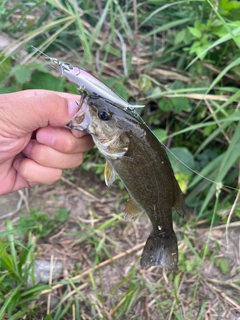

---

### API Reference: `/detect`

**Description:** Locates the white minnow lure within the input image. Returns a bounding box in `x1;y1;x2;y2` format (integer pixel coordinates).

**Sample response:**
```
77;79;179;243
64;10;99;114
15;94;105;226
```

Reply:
31;46;145;110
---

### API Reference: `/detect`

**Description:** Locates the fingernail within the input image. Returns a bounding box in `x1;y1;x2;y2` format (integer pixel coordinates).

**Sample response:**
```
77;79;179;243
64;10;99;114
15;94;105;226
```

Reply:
68;100;79;118
23;141;33;156
37;129;55;146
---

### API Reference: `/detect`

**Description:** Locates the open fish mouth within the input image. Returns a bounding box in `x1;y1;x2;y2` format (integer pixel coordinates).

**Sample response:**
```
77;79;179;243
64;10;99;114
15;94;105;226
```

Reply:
67;97;91;132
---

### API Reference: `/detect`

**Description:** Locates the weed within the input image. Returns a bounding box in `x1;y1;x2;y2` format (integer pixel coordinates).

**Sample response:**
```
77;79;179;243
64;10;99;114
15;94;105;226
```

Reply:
0;221;50;318
16;208;69;238
0;0;240;318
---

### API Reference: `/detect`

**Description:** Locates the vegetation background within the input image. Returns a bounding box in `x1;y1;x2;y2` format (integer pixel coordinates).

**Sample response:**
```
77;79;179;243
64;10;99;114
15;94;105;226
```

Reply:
0;0;240;319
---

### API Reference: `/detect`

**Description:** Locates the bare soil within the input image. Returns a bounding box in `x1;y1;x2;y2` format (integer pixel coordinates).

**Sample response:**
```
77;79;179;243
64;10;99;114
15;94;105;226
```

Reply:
0;169;239;320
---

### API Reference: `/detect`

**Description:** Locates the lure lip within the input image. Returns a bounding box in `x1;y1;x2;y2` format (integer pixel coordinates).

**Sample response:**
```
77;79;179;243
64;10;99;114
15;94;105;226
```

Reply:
31;46;145;111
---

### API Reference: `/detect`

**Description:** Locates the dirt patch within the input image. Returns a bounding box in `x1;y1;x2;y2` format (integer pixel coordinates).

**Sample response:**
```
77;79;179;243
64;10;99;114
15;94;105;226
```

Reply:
0;170;239;319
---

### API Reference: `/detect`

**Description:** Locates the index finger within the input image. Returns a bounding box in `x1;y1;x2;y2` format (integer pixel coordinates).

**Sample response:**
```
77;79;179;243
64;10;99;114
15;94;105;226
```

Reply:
1;89;80;102
0;92;79;133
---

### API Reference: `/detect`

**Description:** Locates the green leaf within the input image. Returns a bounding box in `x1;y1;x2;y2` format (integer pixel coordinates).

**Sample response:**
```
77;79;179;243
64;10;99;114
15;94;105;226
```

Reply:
13;65;32;84
0;285;21;319
27;61;49;73
65;82;79;94
0;55;11;82
7;290;20;315
153;129;167;142
143;18;191;38
216;258;228;274
0;242;14;273
24;71;65;91
21;284;51;297
235;206;240;218
203;124;217;136
170;97;190;112
174;29;187;45
0;84;21;94
158;97;174;112
167;147;195;177
55;208;70;222
213;25;228;37
101;77;129;101
220;0;240;11
188;27;202;39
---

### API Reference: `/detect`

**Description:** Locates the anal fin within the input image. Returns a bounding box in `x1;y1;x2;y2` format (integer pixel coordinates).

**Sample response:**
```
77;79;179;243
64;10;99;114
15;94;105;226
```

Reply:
124;198;144;221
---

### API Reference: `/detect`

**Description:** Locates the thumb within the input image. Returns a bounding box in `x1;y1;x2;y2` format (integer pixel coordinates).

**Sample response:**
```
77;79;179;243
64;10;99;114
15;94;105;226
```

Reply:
1;92;79;135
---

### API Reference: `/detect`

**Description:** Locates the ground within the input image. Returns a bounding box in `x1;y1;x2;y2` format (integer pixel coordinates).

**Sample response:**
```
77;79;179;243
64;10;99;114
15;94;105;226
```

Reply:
0;168;239;319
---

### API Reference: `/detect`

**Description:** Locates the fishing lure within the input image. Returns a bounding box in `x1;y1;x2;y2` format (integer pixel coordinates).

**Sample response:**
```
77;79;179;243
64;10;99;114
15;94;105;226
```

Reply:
31;46;145;111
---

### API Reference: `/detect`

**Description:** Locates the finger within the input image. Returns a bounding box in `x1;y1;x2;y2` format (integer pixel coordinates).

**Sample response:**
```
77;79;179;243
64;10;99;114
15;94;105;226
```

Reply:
71;130;90;139
36;126;94;153
14;158;62;185
1;93;80;134
22;140;84;168
1;89;80;102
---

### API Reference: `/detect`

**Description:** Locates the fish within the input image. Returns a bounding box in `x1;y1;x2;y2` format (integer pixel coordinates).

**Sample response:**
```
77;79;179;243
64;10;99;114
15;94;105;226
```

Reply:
31;46;144;110
68;96;185;270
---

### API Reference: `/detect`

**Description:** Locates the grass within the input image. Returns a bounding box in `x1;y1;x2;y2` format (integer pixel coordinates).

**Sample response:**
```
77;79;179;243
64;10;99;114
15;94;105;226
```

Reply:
0;183;240;318
0;0;240;318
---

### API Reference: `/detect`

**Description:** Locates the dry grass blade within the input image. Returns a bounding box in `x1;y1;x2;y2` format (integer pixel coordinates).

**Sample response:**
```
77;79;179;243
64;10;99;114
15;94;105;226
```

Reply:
205;99;231;144
1;1;240;318
40;242;145;295
226;163;240;248
204;279;240;310
60;176;99;201
213;221;240;229
1;16;75;61
165;93;231;101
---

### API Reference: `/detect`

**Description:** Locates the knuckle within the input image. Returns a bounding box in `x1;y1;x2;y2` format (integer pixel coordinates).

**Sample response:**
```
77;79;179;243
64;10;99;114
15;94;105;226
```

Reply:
19;160;31;180
24;142;48;165
62;137;76;153
34;147;48;164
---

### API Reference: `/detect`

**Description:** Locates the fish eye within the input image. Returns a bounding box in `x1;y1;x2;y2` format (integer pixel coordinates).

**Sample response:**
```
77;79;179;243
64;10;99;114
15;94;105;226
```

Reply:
98;110;110;121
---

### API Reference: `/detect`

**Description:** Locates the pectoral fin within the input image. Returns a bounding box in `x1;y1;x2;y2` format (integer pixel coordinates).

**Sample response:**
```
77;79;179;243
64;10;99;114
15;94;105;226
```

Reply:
124;198;144;220
104;161;117;186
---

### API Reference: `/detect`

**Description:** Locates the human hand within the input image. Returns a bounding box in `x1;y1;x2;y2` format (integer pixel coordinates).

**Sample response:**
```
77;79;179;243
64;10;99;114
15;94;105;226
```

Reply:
0;90;94;195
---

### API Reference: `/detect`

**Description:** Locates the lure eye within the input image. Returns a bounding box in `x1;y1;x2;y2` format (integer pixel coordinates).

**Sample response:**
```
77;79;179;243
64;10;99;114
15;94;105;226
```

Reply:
98;110;110;121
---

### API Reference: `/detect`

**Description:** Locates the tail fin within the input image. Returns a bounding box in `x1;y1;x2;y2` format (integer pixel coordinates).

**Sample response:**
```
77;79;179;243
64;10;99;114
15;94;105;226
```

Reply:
140;231;178;270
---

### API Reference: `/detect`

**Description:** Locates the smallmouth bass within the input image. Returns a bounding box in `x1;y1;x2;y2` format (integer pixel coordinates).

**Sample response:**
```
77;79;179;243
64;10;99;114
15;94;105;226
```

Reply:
68;96;185;270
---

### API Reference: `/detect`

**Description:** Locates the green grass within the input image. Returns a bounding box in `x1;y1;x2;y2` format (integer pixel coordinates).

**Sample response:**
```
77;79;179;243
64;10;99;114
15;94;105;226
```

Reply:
0;221;51;318
0;0;240;318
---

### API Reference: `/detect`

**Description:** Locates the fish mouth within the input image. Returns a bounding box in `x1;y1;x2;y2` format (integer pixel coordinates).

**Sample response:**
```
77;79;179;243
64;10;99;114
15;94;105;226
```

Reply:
67;97;91;131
